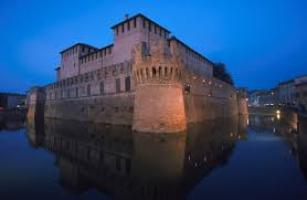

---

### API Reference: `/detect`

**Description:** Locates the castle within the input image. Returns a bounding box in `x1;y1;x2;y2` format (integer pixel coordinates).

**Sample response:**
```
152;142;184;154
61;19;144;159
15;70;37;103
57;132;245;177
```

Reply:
27;14;248;133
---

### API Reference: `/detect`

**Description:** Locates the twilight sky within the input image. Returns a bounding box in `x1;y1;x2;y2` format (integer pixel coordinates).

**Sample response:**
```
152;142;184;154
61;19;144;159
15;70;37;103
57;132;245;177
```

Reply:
1;0;307;93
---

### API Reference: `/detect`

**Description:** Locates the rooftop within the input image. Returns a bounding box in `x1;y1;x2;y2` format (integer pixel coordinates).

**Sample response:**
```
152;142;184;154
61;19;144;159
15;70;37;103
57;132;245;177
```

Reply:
278;79;294;86
111;13;171;33
169;36;214;65
60;43;98;54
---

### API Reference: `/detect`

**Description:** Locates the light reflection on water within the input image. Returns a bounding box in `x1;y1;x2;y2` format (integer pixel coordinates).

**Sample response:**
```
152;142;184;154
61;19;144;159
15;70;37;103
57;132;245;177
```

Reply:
0;113;307;200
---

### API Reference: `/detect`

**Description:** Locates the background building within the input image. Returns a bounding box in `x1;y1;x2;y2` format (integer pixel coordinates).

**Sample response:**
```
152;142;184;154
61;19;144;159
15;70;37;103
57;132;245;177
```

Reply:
296;82;307;112
248;89;277;107
276;75;307;107
0;93;26;110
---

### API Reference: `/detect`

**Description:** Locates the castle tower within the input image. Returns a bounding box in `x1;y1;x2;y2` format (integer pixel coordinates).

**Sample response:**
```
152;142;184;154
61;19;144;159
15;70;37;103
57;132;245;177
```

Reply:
132;40;187;133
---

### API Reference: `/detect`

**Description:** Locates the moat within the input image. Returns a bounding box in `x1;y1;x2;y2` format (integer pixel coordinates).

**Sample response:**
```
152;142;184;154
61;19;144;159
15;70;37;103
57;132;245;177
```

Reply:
0;113;307;200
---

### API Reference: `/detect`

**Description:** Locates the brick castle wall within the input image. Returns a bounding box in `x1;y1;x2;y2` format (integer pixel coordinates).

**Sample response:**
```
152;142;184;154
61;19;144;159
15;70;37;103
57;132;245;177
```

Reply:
27;14;248;133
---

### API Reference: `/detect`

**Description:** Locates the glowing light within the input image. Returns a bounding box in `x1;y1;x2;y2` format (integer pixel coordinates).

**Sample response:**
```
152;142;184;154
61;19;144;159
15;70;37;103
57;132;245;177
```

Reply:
277;114;280;120
276;110;280;114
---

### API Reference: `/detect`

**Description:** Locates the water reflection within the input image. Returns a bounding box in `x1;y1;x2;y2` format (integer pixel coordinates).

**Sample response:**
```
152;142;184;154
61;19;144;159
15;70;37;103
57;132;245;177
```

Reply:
249;112;307;184
26;116;248;199
0;118;24;131
298;115;307;182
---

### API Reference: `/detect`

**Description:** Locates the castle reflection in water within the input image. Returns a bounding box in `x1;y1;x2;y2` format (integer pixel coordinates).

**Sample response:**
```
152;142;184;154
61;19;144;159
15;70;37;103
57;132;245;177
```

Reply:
25;113;307;200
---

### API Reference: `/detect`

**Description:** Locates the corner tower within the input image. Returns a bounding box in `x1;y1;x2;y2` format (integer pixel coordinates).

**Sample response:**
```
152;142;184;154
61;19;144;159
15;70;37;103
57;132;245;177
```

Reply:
132;40;187;133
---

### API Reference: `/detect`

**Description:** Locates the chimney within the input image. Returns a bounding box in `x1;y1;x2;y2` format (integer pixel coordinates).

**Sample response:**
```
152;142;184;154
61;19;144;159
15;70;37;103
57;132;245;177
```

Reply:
125;14;129;20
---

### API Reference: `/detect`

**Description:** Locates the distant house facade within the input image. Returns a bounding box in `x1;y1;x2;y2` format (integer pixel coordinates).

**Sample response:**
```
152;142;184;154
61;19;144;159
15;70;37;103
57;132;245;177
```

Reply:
276;75;307;108
296;82;307;111
0;93;26;110
277;80;296;106
248;89;277;107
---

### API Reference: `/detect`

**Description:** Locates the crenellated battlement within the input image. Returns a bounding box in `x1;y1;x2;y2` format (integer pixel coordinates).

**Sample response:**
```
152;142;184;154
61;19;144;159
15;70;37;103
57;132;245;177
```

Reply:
133;40;183;85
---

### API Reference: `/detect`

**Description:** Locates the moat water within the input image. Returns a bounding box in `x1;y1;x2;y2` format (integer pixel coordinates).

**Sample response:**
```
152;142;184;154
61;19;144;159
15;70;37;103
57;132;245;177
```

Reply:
0;113;307;200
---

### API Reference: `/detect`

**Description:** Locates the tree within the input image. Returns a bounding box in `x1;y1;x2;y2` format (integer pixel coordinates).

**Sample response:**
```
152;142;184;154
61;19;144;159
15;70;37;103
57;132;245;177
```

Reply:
213;63;234;85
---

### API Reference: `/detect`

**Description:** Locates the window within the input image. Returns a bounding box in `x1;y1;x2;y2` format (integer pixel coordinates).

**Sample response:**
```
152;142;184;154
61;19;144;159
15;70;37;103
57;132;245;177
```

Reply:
100;81;104;95
116;157;121;171
143;18;146;28
116;78;120;93
133;18;137;28
149;22;151;32
125;158;131;174
127;21;130;31
121;24;124;33
184;84;191;94
125;76;131;92
87;84;91;96
76;87;79;97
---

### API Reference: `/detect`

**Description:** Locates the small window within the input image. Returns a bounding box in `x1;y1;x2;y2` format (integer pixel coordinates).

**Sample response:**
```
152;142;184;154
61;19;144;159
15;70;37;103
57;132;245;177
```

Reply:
116;78;120;93
116;157;121;171
87;84;91;96
125;158;131;174
100;81;104;95
127;21;130;31
149;22;151;32
133;18;137;28
125;76;131;92
121;24;124;33
76;87;79;97
184;84;191;94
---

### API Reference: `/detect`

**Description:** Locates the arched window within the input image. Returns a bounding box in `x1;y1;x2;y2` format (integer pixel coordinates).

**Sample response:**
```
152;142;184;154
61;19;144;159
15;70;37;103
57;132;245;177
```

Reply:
158;66;162;77
164;67;168;76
